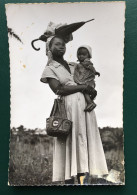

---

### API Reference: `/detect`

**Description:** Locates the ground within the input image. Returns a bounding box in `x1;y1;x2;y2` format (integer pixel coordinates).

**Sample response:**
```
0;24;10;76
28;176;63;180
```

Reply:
9;127;124;186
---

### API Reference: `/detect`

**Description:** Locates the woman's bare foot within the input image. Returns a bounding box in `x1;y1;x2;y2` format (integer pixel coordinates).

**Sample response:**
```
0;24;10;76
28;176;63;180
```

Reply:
84;102;96;112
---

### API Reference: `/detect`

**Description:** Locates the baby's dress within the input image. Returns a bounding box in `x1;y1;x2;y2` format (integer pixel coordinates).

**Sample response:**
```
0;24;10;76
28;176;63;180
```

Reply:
74;61;96;88
41;60;108;182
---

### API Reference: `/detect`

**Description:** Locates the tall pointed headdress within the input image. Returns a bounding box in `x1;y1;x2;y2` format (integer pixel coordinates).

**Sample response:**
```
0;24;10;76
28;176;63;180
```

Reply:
31;19;94;51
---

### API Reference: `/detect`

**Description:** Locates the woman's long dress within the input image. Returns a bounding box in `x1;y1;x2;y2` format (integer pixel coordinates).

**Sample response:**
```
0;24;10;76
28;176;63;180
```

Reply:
41;60;108;182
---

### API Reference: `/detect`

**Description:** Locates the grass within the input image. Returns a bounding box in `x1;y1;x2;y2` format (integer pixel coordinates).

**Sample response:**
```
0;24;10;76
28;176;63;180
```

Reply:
8;127;124;186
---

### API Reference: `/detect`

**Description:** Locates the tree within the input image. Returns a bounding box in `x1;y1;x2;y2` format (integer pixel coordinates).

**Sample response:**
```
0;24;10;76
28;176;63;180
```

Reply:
8;28;23;44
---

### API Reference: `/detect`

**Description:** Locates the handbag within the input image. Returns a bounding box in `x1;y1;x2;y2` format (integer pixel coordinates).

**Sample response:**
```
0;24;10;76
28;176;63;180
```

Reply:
46;97;72;137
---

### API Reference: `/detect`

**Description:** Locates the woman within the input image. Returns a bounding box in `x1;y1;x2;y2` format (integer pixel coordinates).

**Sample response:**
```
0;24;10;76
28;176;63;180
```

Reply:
40;35;108;184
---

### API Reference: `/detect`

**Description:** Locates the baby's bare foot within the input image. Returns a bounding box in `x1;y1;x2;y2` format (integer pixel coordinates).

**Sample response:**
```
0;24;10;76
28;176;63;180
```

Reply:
84;102;96;112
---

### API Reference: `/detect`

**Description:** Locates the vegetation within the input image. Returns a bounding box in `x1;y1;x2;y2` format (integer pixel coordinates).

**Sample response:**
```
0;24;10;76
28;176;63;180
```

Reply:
8;28;23;43
9;126;124;185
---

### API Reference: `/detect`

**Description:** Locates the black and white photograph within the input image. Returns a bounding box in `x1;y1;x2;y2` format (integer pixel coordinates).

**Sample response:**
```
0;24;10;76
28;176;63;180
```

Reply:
5;2;125;185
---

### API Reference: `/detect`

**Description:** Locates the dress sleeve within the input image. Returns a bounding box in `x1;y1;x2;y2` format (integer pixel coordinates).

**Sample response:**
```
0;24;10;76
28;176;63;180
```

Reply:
40;66;59;83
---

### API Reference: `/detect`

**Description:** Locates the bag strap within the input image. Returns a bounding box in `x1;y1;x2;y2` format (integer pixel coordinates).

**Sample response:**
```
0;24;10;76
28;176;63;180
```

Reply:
50;99;58;117
50;97;67;119
57;97;67;119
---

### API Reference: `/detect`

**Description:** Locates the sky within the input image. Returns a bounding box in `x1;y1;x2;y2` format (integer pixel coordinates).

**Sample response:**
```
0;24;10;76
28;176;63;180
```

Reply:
5;2;125;129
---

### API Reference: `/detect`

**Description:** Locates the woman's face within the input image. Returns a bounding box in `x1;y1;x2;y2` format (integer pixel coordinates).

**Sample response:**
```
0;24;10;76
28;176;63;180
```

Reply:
50;37;66;58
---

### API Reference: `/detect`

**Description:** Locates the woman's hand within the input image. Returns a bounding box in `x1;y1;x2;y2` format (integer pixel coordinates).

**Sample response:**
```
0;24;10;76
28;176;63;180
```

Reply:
47;78;97;97
82;85;97;99
47;78;91;96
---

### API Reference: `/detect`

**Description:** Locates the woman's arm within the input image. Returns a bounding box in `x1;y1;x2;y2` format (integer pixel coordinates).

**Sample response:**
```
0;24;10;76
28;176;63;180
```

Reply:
47;78;85;96
47;78;97;97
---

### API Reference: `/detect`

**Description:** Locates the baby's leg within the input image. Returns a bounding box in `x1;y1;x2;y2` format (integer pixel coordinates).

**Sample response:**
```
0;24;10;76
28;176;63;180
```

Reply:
84;93;92;104
84;93;96;112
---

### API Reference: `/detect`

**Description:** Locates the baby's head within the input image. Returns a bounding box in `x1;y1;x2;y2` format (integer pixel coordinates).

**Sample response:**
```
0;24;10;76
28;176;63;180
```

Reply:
77;45;92;63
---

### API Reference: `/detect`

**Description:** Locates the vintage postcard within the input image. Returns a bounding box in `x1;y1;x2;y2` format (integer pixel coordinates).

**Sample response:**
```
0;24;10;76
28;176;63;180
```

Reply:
5;2;125;185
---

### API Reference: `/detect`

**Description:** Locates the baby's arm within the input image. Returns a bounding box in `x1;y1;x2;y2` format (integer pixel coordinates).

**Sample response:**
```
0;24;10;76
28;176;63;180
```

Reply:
86;61;100;77
81;59;100;76
81;59;93;70
84;60;100;76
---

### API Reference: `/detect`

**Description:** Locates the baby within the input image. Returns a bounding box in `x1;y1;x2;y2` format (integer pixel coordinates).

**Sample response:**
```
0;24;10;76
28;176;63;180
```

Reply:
74;45;100;112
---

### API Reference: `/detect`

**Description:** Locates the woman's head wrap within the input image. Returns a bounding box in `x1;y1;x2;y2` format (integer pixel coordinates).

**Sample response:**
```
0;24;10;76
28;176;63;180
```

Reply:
31;22;73;52
31;22;73;64
31;19;95;51
45;22;73;54
31;19;94;64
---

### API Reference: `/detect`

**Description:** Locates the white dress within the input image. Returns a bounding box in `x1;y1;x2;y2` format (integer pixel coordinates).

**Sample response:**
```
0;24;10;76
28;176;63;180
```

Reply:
41;60;108;182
